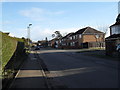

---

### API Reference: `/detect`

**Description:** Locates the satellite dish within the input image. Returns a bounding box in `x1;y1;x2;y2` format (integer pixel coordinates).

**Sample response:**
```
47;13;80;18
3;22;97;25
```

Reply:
52;34;55;38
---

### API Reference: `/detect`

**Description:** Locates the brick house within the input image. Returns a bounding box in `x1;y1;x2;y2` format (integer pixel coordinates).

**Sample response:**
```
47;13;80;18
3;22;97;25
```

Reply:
105;14;120;56
59;33;74;49
49;38;60;48
49;39;56;48
74;27;105;48
59;27;105;49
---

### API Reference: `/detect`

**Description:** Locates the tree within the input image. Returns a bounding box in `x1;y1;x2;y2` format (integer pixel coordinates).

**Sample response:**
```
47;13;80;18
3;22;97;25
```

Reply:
95;25;109;48
96;25;109;35
52;31;62;39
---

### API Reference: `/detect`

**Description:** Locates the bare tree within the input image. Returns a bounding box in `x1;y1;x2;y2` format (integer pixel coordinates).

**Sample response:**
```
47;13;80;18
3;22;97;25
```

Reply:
96;25;109;35
95;25;109;48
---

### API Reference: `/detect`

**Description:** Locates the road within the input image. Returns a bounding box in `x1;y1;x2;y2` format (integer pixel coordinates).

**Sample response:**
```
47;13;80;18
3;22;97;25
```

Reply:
37;48;119;88
9;48;119;89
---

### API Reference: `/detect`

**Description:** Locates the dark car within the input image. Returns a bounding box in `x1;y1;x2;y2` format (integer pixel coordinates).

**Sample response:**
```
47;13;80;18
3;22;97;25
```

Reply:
35;46;40;50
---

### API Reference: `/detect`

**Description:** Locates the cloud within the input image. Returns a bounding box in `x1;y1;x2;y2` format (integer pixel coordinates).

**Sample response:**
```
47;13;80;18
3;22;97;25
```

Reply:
30;25;80;41
19;7;45;21
19;7;65;21
20;8;44;17
30;26;54;41
10;28;27;38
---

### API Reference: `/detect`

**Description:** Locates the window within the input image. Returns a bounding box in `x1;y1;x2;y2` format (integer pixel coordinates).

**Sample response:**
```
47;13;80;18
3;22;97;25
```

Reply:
56;41;58;44
76;35;78;39
79;34;81;38
59;40;61;43
73;36;76;39
70;42;72;46
70;37;72;40
73;42;75;46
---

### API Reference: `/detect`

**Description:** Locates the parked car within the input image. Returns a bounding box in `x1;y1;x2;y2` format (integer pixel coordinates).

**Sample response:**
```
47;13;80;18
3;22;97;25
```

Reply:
35;46;40;50
116;44;120;52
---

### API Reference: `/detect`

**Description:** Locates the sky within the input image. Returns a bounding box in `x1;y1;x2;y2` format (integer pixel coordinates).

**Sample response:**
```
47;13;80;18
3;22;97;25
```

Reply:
1;2;119;41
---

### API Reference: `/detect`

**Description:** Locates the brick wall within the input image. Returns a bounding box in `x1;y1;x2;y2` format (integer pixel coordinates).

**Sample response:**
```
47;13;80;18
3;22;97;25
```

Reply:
82;34;104;43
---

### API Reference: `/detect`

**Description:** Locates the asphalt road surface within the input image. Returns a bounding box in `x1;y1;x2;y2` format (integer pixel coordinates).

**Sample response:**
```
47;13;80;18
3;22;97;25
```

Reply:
37;49;119;88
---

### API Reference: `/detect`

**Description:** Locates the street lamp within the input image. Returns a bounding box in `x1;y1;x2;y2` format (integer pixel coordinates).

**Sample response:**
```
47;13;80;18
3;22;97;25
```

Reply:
27;24;32;52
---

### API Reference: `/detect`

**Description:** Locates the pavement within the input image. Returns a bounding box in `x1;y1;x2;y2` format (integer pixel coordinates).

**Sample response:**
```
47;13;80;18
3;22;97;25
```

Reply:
9;52;47;89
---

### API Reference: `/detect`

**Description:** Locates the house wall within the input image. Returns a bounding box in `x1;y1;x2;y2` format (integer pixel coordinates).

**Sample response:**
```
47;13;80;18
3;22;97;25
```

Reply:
110;25;120;35
57;34;105;49
82;34;104;43
50;40;55;48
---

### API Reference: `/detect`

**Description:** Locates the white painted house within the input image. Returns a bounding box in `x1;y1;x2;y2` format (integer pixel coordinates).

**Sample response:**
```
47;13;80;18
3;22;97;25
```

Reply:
105;14;120;56
110;14;120;35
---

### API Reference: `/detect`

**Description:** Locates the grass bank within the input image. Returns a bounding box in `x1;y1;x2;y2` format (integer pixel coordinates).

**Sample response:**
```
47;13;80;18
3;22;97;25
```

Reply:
1;32;27;89
0;32;24;69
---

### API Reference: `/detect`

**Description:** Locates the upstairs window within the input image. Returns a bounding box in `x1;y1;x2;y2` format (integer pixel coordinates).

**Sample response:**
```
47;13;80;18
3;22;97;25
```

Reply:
76;35;78;39
73;36;76;39
69;37;72;40
79;34;82;38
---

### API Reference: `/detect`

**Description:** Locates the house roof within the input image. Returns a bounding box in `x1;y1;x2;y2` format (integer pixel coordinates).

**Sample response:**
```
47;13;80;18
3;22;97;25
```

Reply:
106;34;120;39
110;14;120;27
49;38;59;42
62;32;74;39
74;27;104;35
110;22;120;27
116;14;120;23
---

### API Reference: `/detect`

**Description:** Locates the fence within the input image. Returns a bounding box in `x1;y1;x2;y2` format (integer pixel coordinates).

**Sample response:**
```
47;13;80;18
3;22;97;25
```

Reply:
105;38;120;56
82;42;105;48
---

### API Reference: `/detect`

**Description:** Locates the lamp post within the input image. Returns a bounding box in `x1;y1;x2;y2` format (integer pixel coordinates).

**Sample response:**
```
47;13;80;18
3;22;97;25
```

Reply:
27;24;32;52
